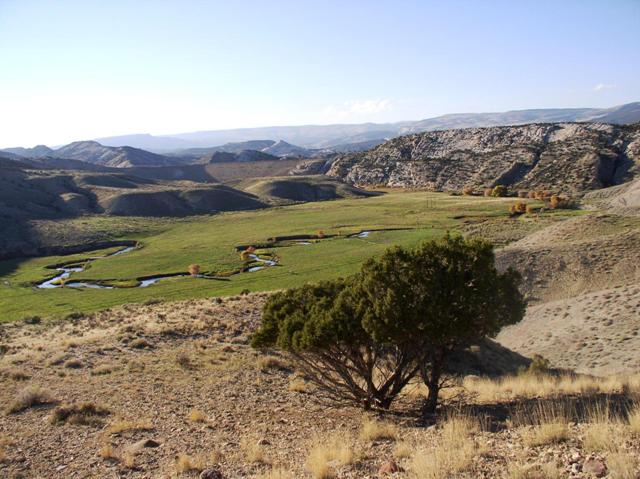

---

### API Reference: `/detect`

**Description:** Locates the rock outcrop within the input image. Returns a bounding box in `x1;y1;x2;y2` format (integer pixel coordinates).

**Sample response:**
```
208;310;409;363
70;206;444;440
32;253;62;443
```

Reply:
327;122;640;193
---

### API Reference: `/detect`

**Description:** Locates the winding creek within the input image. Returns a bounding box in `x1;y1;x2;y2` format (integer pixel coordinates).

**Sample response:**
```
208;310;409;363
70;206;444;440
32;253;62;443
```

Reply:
36;231;374;290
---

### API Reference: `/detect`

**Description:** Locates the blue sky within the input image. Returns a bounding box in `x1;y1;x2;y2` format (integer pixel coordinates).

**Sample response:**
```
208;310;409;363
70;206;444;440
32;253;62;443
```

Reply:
1;0;639;147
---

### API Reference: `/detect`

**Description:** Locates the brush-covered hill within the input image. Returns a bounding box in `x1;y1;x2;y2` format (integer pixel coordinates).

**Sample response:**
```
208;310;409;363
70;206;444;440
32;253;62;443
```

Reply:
327;122;640;193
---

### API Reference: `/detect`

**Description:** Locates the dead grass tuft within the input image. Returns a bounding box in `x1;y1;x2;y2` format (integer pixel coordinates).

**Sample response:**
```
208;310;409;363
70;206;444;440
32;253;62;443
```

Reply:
175;453;205;474
521;422;568;447
258;355;290;372
106;419;153;435
393;441;413;459
6;385;56;414
50;402;110;425
360;418;397;441
188;409;208;423
241;437;269;464
607;452;638;479
306;433;355;479
505;462;564;479
256;467;295;479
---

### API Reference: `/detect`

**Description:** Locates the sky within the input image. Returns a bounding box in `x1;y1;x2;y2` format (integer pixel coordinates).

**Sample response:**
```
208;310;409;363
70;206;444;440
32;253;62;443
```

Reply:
0;0;639;147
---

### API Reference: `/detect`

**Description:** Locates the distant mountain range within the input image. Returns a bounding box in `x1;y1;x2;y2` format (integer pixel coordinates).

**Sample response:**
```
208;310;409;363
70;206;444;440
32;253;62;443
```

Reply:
91;102;640;152
2;102;639;168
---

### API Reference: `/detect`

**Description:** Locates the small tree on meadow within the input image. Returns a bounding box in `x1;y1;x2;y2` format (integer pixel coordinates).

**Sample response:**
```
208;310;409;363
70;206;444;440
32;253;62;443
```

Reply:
188;264;200;277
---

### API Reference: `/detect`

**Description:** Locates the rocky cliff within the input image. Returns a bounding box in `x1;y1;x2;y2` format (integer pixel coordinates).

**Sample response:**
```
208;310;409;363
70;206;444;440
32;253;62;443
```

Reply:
326;122;640;193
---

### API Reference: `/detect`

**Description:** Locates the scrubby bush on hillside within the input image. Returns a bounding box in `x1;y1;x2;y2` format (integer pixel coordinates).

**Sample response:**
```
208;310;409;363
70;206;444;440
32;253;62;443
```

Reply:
462;186;475;196
252;235;525;415
483;188;493;197
491;185;508;197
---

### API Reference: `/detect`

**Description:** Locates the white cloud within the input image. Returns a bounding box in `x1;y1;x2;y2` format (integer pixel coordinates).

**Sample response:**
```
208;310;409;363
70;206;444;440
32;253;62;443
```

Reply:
323;99;392;118
593;83;615;92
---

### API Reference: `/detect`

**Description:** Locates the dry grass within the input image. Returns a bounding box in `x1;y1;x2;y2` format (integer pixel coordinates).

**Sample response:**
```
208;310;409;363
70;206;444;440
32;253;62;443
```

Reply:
0;446;6;464
99;443;119;461
393;441;413;459
6;385;56;414
521;422;568;446
50;402;110;425
121;451;136;469
105;419;153;435
463;373;640;403
306;433;355;479
63;358;83;369
258;355;290;372
288;377;310;393
410;414;479;479
175;453;205;474
360;418;397;442
241;437;269;464
505;462;564;479
187;409;208;423
607;452;638;479
256;467;295;479
627;403;640;435
583;404;628;453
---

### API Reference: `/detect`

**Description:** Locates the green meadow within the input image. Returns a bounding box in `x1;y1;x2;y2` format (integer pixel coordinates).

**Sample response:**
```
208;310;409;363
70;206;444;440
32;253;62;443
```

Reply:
0;191;559;322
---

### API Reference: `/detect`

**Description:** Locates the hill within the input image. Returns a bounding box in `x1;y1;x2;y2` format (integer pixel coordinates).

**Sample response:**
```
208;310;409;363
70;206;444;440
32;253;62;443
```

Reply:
54;141;182;168
242;175;376;204
327;122;640;193
89;102;640;150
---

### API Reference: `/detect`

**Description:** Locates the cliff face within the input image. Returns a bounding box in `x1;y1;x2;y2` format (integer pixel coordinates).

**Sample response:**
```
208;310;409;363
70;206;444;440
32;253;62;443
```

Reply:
326;122;640;193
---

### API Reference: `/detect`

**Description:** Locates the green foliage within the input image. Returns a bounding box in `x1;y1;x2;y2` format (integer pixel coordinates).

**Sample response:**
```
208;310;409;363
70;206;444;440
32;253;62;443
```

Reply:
252;234;526;413
491;185;508;197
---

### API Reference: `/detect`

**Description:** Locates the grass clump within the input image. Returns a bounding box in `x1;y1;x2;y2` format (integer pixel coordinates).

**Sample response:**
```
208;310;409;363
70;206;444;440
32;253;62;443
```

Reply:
521;422;568;446
241;437;269;464
6;385;56;414
360;418;397;442
175;453;205;474
106;419;153;435
607;452;638;479
258;355;290;372
410;414;480;479
256;468;294;479
187;409;208;423
306;433;355;479
50;402;110;425
505;462;564;479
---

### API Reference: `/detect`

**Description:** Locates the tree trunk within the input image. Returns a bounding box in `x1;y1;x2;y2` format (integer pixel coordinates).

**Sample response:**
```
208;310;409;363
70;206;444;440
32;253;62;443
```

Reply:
421;351;444;417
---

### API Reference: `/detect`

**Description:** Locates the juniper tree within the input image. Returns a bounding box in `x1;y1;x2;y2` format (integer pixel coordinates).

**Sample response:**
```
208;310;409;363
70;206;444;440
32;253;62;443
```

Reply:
252;235;525;414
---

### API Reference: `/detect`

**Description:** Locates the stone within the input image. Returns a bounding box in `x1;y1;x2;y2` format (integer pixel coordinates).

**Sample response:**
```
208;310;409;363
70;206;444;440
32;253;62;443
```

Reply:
200;467;224;479
378;459;402;475
583;458;607;477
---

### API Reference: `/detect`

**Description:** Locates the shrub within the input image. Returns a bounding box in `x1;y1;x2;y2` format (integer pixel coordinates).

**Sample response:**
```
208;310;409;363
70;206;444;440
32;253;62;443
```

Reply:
7;385;56;414
462;186;474;196
317;230;325;239
188;264;200;276
525;205;537;215
523;354;551;375
483;188;493;197
491;185;508;197
50;402;110;425
252;235;525;415
527;191;537;199
517;191;528;198
509;202;527;216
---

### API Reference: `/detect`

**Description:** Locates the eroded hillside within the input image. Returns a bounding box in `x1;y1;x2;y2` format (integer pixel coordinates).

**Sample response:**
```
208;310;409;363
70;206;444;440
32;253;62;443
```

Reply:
328;122;640;193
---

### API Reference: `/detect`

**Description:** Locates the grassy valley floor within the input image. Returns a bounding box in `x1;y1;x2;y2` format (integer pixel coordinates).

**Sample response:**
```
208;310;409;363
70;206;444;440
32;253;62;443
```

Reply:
0;191;576;322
